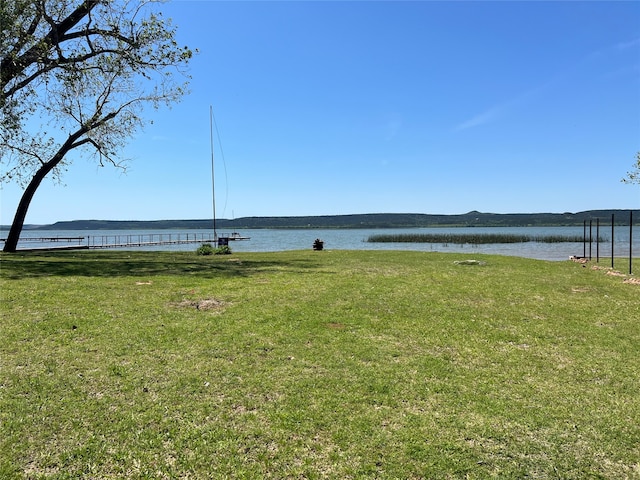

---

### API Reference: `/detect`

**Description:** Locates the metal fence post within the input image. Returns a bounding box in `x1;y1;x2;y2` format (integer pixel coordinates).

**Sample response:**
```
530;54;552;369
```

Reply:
611;214;614;269
596;218;600;263
589;220;593;260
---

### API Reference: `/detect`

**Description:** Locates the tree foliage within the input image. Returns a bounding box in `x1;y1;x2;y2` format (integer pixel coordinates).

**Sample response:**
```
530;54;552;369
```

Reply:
1;0;192;252
621;152;640;185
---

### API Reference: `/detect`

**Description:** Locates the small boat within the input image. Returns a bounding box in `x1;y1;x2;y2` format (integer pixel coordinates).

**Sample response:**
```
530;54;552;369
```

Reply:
215;232;250;245
229;231;250;240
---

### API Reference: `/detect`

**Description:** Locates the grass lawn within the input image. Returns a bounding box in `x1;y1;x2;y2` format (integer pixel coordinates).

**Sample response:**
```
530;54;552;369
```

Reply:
1;249;639;479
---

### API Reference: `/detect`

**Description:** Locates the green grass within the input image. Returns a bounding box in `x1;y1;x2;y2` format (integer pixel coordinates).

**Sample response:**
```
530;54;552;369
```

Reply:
1;250;639;479
367;233;602;244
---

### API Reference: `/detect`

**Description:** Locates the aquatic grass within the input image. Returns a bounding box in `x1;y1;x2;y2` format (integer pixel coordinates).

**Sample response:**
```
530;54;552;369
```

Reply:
0;250;638;478
367;232;603;244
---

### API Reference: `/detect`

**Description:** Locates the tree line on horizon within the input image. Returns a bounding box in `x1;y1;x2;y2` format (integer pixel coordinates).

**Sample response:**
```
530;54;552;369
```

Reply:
14;209;639;231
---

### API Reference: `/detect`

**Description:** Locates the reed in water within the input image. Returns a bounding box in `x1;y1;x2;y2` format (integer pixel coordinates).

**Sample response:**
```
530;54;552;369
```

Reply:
367;233;604;244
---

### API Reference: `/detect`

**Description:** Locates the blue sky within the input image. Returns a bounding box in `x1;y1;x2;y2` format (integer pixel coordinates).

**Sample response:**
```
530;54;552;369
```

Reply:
1;0;639;225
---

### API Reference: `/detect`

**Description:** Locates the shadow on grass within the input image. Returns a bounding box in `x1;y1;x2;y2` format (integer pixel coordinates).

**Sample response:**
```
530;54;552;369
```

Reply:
0;250;322;279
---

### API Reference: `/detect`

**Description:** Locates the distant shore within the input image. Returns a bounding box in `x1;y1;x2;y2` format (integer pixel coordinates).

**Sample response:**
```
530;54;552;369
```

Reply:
2;209;638;231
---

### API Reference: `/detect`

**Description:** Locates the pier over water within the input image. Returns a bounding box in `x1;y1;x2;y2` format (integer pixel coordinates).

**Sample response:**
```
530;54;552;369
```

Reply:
1;232;248;251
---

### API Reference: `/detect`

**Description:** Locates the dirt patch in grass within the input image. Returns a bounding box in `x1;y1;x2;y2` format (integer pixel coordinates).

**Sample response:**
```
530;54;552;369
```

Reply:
590;265;639;285
605;270;626;277
173;298;228;311
327;322;345;329
571;287;590;293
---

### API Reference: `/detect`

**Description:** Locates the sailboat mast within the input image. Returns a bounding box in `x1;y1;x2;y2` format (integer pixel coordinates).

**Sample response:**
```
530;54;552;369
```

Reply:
210;106;217;239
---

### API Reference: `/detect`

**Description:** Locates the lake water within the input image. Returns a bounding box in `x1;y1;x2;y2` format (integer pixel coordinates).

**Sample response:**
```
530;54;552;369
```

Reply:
3;226;638;261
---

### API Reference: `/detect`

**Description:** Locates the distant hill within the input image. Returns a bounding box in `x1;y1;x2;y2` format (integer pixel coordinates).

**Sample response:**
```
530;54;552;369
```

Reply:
16;209;639;230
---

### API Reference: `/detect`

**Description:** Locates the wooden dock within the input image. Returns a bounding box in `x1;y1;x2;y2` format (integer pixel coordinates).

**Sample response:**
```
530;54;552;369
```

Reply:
89;235;216;249
4;232;250;251
0;236;86;243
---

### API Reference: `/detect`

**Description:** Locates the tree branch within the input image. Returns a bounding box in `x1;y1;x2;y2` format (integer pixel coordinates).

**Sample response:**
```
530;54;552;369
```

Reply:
1;0;101;92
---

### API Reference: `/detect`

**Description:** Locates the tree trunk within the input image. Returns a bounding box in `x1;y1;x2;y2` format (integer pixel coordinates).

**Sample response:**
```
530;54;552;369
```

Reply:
3;119;91;252
2;162;57;252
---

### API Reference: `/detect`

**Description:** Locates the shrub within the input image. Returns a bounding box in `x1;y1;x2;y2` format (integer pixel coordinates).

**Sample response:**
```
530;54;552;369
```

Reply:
196;243;215;256
197;243;232;255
